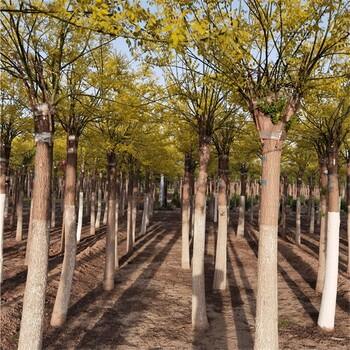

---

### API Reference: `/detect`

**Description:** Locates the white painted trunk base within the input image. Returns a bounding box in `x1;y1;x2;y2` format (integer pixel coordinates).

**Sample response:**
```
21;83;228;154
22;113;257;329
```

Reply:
317;211;340;330
76;192;83;242
237;196;245;236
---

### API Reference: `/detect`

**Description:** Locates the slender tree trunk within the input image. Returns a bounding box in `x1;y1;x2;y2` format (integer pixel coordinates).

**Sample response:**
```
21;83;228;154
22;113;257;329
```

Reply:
132;168;138;242
18;103;53;350
51;164;58;228
50;134;79;327
249;181;254;224
255;138;282;350
181;153;192;269
316;159;328;293
280;174;288;240
0;142;10;283
103;151;116;291
213;154;228;290
237;163;247;237
9;170;18;227
95;172;103;229
76;165;84;243
15;166;26;242
126;168;133;252
140;172;150;236
295;174;302;245
309;175;315;234
318;145;340;331
90;171;96;236
192;134;210;331
115;167;120;269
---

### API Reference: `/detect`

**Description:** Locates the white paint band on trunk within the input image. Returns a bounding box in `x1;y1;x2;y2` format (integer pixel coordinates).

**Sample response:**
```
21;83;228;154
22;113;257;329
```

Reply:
317;211;340;330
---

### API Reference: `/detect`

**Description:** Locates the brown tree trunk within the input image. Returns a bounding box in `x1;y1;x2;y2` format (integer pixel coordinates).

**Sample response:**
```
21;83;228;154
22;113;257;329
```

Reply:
18;103;53;350
15;165;26;242
181;153;192;269
213;154;229;290
237;163;247;237
90;171;96;236
50;164;58;228
255;138;282;350
309;175;315;234
280;174;288;240
126;168;134;252
192;134;210;331
51;134;79;327
295;173;302;245
0;142;11;283
316;159;328;293
103;151;116;291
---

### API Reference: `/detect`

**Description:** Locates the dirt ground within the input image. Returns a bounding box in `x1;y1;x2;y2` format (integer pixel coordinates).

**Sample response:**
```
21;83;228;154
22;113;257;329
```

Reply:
1;206;349;350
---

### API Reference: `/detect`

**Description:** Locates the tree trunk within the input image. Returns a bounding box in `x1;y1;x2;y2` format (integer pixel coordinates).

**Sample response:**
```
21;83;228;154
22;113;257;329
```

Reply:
90;171;96;236
318;145;340;331
181;153;192;269
9;170;18;227
192;134;210;331
213;154;228;290
115;167;120;269
0;141;10;283
15;166;26;242
50;134;79;327
132;168;138;242
316;159;328;293
103;151;116;291
295;173;302;245
18;103;53;350
126;168;133;252
255;138;282;350
140;172;150;236
95;172;103;229
51;164;58;228
280;174;288;240
237;163;247;237
76;165;84;243
309;175;315;234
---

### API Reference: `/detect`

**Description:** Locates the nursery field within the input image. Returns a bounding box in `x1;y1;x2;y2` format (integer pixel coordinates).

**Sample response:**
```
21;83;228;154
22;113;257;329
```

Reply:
1;208;349;350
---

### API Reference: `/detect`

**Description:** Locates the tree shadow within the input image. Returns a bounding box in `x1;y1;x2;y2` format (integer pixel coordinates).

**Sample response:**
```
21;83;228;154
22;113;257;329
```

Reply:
227;239;255;350
43;225;180;349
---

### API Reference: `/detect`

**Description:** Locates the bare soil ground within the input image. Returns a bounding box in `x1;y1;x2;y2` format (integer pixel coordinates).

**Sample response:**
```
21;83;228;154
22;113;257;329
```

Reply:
1;207;349;349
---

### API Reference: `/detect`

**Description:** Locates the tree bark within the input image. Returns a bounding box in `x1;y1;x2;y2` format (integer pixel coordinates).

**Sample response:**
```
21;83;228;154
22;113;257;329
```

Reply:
126;168;134;252
18;103;53;350
295;173;302;245
103;151;116;291
316;159;328;293
90;171;96;236
50;164;58;228
181;153;192;269
76;164;84;243
309;175;315;234
15;165;26;242
318;145;340;330
192;134;210;331
50;134;79;327
237;163;247;237
0;141;10;283
213;154;229;290
280;174;288;240
95;172;103;229
255;138;282;350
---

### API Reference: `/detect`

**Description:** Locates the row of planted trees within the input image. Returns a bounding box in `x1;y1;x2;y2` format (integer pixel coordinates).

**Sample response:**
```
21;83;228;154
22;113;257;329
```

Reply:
1;1;350;349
